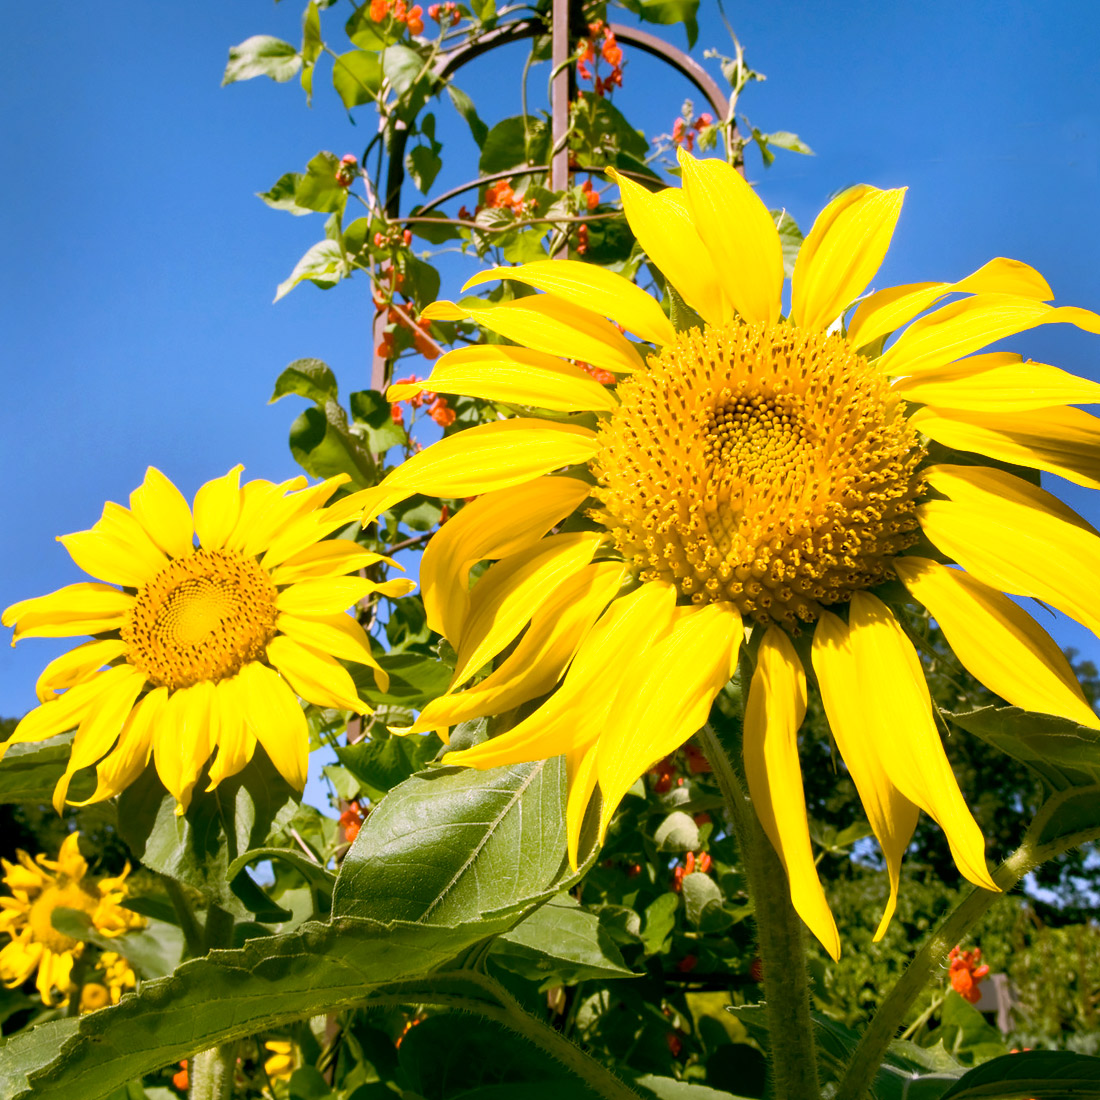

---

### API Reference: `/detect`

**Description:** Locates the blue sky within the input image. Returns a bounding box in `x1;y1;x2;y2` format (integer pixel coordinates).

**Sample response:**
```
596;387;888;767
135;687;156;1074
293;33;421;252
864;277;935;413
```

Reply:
3;0;1099;720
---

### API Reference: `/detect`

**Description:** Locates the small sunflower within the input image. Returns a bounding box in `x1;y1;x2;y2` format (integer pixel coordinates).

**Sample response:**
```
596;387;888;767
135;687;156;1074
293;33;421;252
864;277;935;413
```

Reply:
356;151;1100;959
3;467;410;810
0;833;142;1005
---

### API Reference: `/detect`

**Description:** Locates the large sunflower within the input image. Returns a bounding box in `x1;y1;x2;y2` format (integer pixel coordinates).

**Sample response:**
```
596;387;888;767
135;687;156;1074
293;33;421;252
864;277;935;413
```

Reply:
360;151;1100;958
0;832;142;1006
3;467;410;810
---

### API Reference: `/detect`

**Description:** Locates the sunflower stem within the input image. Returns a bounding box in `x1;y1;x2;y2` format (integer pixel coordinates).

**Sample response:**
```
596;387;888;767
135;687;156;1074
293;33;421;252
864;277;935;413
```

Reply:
189;1043;237;1100
835;804;1100;1100
700;721;823;1100
163;876;205;959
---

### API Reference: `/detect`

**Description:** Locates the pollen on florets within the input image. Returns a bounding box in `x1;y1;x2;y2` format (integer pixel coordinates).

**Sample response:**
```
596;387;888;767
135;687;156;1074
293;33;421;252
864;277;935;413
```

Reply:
590;321;925;627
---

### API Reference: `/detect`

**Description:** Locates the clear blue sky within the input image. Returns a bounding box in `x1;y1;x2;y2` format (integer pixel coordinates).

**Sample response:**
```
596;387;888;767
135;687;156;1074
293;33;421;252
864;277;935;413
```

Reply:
3;0;1099;720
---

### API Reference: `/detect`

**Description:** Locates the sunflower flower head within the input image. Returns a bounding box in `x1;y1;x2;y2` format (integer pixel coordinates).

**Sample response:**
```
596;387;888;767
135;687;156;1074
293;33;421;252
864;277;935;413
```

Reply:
0;832;143;1005
3;467;412;812
362;150;1100;960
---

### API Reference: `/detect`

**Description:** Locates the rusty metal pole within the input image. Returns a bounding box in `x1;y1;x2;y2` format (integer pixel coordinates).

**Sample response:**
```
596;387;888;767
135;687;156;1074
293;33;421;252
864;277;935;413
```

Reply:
550;0;571;255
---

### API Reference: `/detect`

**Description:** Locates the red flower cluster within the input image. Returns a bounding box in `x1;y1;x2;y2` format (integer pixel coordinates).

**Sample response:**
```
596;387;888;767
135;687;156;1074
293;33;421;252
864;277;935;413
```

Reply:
428;2;460;26
948;945;990;1004
577;21;624;96
575;360;614;386
370;0;424;34
672;112;715;154
390;374;454;427
580;177;600;211
172;1061;189;1092
339;801;366;844
335;153;358;188
671;850;712;892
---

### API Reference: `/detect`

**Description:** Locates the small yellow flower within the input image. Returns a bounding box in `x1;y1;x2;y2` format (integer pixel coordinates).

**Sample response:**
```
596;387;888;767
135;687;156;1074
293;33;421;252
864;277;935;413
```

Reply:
0;833;142;1005
358;151;1100;959
3;468;412;811
263;1039;297;1081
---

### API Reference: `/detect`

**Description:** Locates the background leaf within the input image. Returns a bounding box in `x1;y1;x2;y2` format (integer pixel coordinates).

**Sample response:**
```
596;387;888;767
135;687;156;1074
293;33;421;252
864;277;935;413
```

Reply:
222;36;302;86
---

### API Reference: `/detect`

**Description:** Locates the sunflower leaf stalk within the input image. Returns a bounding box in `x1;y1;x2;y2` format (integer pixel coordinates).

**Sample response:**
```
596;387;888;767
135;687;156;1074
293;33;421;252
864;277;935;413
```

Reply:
188;1043;237;1100
700;721;822;1100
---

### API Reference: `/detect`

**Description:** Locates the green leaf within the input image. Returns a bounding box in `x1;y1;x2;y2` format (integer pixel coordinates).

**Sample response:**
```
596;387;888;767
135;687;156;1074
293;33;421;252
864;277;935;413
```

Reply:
270;358;339;405
446;84;489;146
765;130;814;156
300;2;322;103
50;910;185;982
399;254;441;309
349;389;407;453
257;173;313;216
479;116;549;174
616;0;699;47
397;1014;578;1099
332;757;571;924
641;892;678;954
573;97;649;163
275;240;345;301
407;209;462;244
406;145;443;194
116;756;298;921
947;705;1100;791
501;229;548;263
938;1050;1100;1100
654;810;700;852
680;872;725;929
295;152;348;215
288;405;374;488
334;732;440;800
633;1076;753;1099
382;44;431;117
0;732;93;804
333;49;383;109
491;894;635;988
0;914;525;1100
468;0;497;22
771;210;803;278
937;990;1008;1065
222;36;302;86
354;652;452;708
224;847;336;904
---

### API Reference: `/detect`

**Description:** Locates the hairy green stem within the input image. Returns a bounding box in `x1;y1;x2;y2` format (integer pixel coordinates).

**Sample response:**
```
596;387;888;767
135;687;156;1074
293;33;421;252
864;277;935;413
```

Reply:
836;802;1100;1100
700;722;823;1100
189;1043;237;1100
163;876;204;959
362;971;641;1100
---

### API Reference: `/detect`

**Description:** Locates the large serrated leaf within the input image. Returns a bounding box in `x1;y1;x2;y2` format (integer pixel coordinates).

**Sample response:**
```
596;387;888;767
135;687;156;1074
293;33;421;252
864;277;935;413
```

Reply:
0;731;93;804
0;914;518;1100
332;758;570;925
938;1050;1100;1099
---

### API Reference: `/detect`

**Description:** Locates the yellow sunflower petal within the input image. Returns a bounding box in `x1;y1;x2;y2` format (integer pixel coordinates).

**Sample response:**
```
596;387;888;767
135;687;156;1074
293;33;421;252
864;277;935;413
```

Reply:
266;540;396;584
918;479;1100;638
462;259;676;347
57;525;166;589
610;168;728;326
879;294;1100;377
566;743;601;871
407;562;626;734
450;532;605;688
595;601;741;840
53;666;145;811
35;639;128;702
266;634;368;714
791;185;906;334
848;592;998;891
422;294;644;376
77;687;165;805
677;149;784;326
847;257;1055;350
421;476;591;642
152;682;215;812
446;581;679;771
193;465;244;550
238;663;308;791
356;419;599;527
892;353;1100;413
128;467;194;559
386;345;618;413
230;476;343;557
912;405;1100;491
277;611;384;681
812;611;920;940
275;576;375;616
4;583;133;644
743;626;840;961
0;665;134;759
895;557;1099;729
206;676;257;790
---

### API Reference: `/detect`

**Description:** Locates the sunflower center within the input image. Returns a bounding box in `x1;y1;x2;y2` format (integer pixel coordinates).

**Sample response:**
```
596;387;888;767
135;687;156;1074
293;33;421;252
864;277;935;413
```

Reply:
27;883;96;953
591;321;925;627
121;549;278;689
